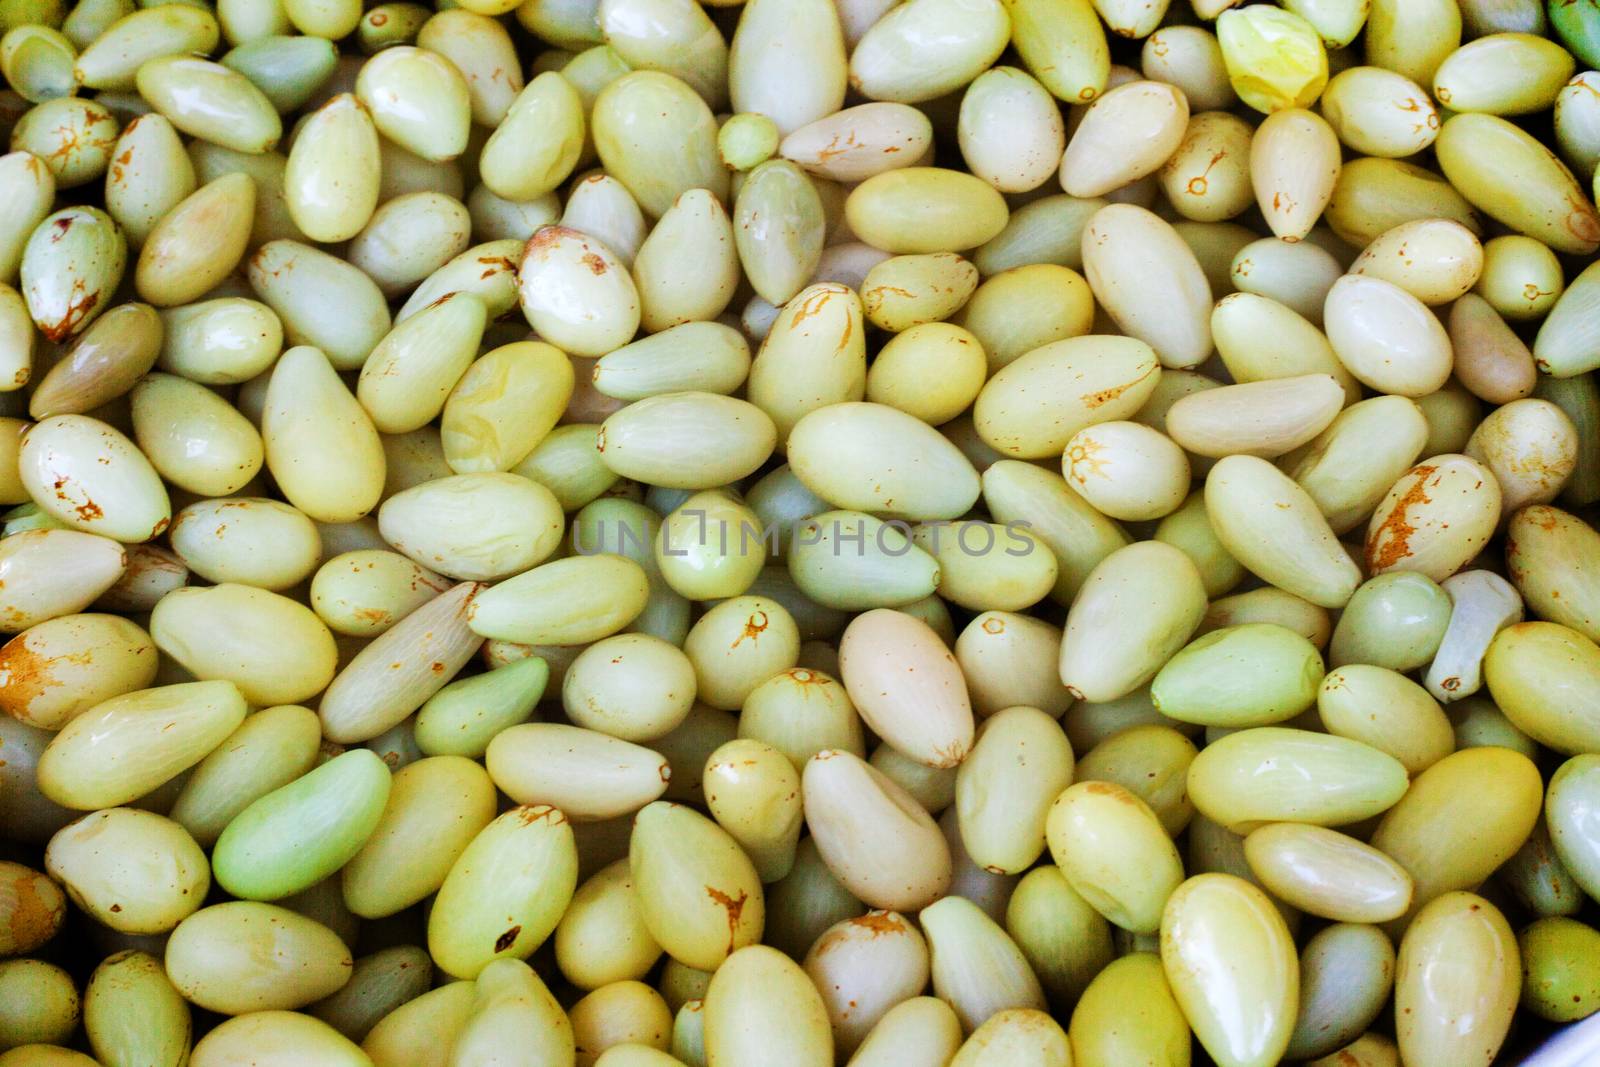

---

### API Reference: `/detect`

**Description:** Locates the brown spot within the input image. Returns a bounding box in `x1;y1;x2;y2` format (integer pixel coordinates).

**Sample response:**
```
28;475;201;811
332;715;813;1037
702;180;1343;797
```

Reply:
425;291;459;309
848;911;905;936
1081;361;1158;408
731;611;769;648
706;885;749;952
981;616;1005;635
515;804;566;825
109;903;121;912
369;10;387;23
5;869;63;950
1366;464;1436;571
581;252;607;275
494;926;521;952
74;499;103;522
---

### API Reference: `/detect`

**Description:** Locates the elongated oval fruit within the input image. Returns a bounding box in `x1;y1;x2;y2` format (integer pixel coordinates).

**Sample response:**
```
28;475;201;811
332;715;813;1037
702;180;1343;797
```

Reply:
1465;398;1579;516
1081;204;1212;369
1047;781;1183;934
131;374;264;499
1068;952;1191;1067
151;584;336;707
428;805;578;979
1159;111;1254;224
973;334;1160;458
0;613;157;730
1205;454;1361;609
135;173;253;307
705;945;833;1067
921;895;1046;1034
1243;823;1412;924
629;801;764;972
261;345;385;523
1060;80;1187;198
45;807;208;934
1484;622;1600;756
468;554;649;646
248;241;390;371
341;755;497;920
779;102;932;182
28;301;161;420
954;705;1074;875
802;749;949;911
166;902;352;1014
136;55;281;154
1187;727;1408;832
1059;540;1206;703
1395;892;1519;1067
518;225;639;358
1324;274;1453;397
75;5;219;90
356;293;485;434
19;205;125;343
1505;505;1600;643
167;498;316;592
82;949;192;1067
848;997;963;1067
1283;923;1395;1061
836;609;972;768
1152;623;1323;728
1436;112;1600;255
18;414;170;543
1548;754;1600;904
787;402;979;521
1318;664;1453;774
1319;65;1439;159
355;45;470;162
285;93;380;243
168;705;322;849
211;748;392;902
843;167;1009;254
1364;454;1501;581
849;0;1007;104
1160;873;1298;1067
592;71;727;217
377;472;562;582
487;724;669;821
36;680;246;810
1371;746;1541;924
599;392;775;490
1287;394;1430;535
803;912;927;1055
1250;108;1340;243
1166;374;1344;459
319;581;483;744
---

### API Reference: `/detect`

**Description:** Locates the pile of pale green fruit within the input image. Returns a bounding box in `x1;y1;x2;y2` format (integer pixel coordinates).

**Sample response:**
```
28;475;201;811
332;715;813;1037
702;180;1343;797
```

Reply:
1;0;1600;1063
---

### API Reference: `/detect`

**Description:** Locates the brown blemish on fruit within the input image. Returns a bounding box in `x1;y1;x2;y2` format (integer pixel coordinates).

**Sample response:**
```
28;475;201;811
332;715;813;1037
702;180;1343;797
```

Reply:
5;869;63;952
0;637;81;712
1081;361;1156;408
494;925;521;952
981;616;1005;635
849;912;904;936
706;885;748;952
581;252;607;275
1366;464;1436;571
731;611;769;648
516;804;566;826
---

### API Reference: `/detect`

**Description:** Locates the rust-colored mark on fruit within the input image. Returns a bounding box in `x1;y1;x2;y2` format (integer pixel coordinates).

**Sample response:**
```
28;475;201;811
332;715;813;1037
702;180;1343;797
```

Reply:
1081;362;1156;409
494;925;521;952
581;252;607;275
1366;465;1436;571
706;885;748;952
731;611;769;649
849;911;904;936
